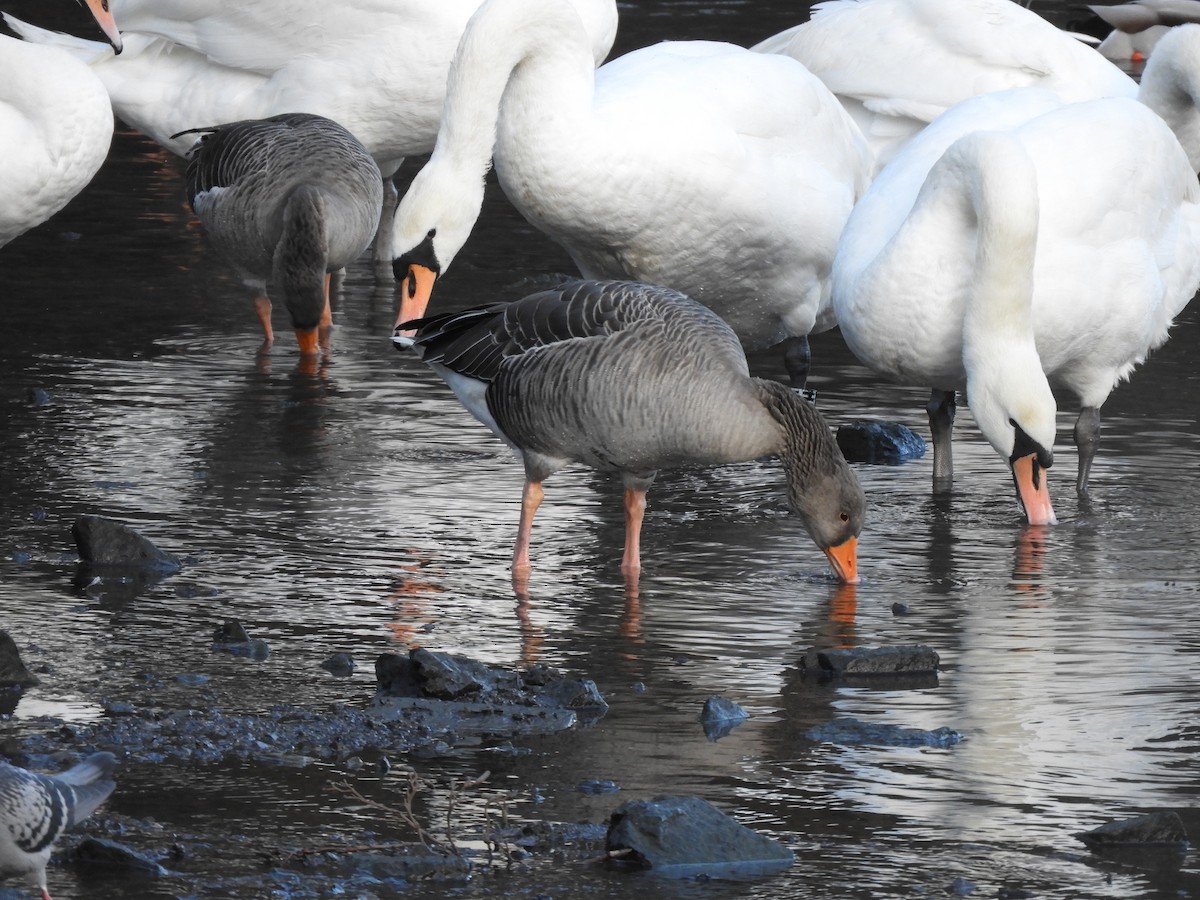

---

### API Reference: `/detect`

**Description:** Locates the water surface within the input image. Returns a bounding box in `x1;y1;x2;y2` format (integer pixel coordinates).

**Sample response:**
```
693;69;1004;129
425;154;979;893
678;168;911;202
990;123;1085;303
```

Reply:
2;1;1199;897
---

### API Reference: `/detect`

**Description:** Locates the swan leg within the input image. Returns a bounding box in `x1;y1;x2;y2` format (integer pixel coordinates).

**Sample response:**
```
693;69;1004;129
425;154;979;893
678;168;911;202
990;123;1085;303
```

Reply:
621;487;647;580
254;295;274;351
372;173;401;264
927;389;956;493
781;335;811;389
1073;405;1101;495
513;479;544;584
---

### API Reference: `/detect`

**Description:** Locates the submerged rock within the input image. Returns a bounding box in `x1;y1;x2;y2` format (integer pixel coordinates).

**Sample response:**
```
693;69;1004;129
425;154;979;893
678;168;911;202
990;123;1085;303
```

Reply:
606;795;793;875
71;515;182;573
0;631;39;688
375;649;608;722
211;620;270;660
320;653;357;676
73;837;169;876
800;645;940;677
836;420;926;464
700;696;749;741
806;717;964;748
1075;811;1189;849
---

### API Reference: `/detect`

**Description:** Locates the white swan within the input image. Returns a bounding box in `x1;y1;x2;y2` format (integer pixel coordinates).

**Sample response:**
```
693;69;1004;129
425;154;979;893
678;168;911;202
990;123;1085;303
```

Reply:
390;0;872;386
831;55;1200;522
0;33;114;248
4;0;618;256
754;0;1137;173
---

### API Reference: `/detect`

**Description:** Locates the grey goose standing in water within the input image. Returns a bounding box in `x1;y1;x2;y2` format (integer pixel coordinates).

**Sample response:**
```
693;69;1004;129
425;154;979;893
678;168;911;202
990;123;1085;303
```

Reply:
393;280;865;587
178;112;383;357
0;752;117;900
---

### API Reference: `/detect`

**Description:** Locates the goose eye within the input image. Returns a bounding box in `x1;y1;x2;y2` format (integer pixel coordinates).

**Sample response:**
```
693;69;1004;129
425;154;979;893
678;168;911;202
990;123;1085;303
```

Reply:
839;511;850;523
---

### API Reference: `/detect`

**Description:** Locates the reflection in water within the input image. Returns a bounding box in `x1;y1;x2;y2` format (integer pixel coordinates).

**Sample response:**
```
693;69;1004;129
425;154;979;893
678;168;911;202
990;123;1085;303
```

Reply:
3;0;1200;897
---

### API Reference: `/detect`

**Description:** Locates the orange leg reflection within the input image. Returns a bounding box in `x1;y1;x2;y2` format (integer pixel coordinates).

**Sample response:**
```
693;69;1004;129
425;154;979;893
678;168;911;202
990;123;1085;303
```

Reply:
384;552;445;646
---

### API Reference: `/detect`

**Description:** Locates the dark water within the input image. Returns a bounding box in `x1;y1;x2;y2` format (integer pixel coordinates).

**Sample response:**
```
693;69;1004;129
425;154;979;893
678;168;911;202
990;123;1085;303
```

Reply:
3;1;1200;897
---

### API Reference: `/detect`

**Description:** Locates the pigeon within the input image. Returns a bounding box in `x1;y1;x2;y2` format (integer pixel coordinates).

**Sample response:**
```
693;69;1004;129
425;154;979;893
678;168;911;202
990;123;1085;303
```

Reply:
0;753;117;900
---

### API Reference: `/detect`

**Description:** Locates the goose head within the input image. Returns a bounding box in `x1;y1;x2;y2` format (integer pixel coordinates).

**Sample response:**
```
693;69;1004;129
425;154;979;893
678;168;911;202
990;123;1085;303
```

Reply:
787;466;866;583
391;153;487;332
763;381;866;582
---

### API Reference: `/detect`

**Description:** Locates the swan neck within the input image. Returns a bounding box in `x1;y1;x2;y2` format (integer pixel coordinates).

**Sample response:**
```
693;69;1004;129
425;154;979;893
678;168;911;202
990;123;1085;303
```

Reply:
435;0;596;178
1138;28;1200;172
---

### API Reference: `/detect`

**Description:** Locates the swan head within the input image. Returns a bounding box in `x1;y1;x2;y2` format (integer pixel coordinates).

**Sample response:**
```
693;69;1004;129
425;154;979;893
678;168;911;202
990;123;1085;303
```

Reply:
80;0;123;53
390;162;486;332
966;377;1058;526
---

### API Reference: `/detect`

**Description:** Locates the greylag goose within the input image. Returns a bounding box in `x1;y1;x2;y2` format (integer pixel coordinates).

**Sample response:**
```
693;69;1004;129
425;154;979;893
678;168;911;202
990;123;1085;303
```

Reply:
831;49;1200;523
3;0;618;260
178;112;384;356
389;0;872;387
0;33;113;248
0;752;117;900
393;280;865;585
753;0;1136;174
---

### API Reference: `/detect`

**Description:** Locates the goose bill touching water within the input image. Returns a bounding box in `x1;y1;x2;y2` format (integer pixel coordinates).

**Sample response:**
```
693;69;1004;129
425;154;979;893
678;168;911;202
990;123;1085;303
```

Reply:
393;280;865;587
178;112;383;356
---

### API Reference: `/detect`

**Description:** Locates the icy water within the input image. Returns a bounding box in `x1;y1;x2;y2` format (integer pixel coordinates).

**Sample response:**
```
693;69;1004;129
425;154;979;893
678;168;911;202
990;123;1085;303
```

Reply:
3;1;1200;898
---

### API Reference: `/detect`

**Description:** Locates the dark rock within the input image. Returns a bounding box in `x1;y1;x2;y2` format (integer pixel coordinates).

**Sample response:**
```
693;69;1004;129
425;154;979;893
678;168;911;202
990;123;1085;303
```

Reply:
26;387;51;406
836;420;927;464
949;875;976;895
700;696;749;741
606;795;793;875
211;621;270;660
374;653;422;696
71;515;182;573
800;645;939;676
339;848;470;881
533;677;609;721
73;837;169;876
411;647;498;699
0;632;39;688
1075;811;1189;849
320;653;356;676
891;602;911;616
806;717;964;748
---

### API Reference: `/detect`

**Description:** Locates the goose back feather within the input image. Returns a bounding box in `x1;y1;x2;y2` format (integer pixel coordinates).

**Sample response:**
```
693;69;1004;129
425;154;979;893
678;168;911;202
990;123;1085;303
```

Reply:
181;112;383;350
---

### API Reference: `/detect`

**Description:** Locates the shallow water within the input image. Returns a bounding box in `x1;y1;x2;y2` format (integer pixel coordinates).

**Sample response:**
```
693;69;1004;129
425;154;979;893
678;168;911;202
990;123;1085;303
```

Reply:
3;1;1200;897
